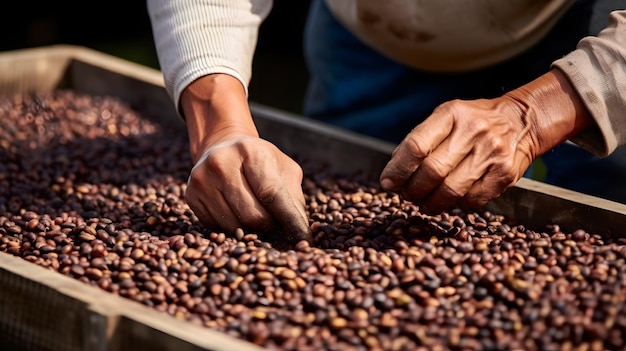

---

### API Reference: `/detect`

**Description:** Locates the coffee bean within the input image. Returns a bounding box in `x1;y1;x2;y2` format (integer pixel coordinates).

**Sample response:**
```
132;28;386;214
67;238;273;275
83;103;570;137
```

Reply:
1;90;625;350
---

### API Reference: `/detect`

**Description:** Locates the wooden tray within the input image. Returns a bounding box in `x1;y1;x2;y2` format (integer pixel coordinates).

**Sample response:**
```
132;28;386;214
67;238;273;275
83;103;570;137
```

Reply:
1;44;625;351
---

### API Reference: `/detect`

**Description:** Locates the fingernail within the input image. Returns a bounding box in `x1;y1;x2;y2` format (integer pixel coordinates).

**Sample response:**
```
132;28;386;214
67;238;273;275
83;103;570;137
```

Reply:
380;178;394;190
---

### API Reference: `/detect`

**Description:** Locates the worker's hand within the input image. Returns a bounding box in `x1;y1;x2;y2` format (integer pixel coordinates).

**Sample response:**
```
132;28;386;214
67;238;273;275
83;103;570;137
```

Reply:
380;69;593;214
187;134;311;246
180;74;311;247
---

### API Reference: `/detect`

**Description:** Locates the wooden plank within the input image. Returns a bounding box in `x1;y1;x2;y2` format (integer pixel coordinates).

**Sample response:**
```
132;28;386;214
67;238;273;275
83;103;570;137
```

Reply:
487;177;626;236
0;254;93;351
251;102;397;181
0;253;265;351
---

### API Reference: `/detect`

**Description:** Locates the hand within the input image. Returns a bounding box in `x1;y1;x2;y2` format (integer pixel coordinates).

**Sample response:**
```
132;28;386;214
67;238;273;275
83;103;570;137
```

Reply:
180;74;311;247
187;134;311;246
379;69;592;214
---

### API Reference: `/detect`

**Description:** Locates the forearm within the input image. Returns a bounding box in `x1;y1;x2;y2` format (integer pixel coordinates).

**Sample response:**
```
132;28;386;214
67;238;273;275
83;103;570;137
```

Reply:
180;74;258;163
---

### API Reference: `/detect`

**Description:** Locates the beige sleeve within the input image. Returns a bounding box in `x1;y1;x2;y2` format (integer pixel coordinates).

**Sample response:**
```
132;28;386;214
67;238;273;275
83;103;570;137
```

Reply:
147;0;273;113
552;9;626;157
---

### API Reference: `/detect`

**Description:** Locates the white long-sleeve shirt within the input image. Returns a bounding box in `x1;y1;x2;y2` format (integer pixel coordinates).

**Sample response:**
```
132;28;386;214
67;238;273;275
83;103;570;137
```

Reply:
147;0;626;157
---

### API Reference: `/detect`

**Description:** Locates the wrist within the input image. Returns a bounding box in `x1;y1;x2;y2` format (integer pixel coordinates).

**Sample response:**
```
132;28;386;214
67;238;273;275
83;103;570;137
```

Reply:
504;69;593;155
180;74;259;163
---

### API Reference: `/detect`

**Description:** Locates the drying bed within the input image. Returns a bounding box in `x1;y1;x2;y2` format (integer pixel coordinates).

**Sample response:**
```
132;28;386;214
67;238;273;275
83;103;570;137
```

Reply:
1;46;626;351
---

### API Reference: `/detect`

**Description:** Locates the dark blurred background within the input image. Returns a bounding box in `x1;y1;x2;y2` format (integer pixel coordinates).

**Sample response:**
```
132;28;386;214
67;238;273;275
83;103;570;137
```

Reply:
0;1;311;114
1;1;621;115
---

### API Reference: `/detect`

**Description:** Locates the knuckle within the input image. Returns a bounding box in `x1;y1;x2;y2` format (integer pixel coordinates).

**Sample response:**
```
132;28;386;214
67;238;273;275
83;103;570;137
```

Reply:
470;118;492;135
439;181;464;201
420;157;448;181
403;134;430;159
288;162;304;180
485;137;508;154
203;153;229;174
433;99;458;114
256;183;283;204
186;169;204;188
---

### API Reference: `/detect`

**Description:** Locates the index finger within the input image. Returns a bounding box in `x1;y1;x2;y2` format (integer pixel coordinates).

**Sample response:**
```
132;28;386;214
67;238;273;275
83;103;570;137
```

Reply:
380;115;453;191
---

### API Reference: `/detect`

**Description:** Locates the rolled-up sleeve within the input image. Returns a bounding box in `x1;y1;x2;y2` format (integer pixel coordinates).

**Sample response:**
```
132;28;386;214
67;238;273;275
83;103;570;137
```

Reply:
552;9;626;157
147;0;273;113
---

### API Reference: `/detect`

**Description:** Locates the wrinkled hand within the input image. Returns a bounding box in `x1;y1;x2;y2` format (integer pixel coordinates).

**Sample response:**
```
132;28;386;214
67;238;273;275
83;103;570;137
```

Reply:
380;69;592;214
186;134;311;245
179;74;311;247
380;97;532;213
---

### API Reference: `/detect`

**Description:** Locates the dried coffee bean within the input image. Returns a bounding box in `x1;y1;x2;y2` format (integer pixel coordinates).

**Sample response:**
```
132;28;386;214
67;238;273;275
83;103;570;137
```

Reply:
1;90;625;351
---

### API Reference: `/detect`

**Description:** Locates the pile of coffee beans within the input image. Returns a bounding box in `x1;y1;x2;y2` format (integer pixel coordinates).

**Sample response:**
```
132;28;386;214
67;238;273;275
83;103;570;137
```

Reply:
1;90;626;351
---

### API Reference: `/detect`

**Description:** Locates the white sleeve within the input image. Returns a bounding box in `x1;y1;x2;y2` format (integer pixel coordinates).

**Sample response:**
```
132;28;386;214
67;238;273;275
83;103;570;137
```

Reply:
147;0;273;112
